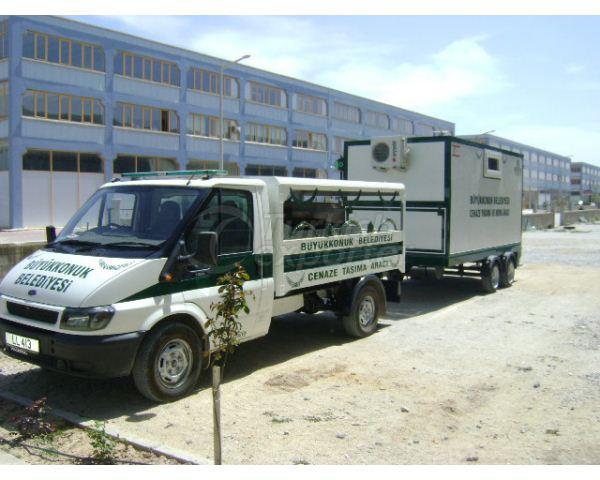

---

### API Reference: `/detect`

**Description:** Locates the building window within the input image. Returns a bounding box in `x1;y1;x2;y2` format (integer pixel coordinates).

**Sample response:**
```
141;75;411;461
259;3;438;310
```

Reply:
22;31;105;72
332;102;360;123
187;159;240;176
113;155;178;174
0;81;7;118
186;113;239;141
248;81;286;108
366;110;390;129
333;136;353;155
293;130;327;151
245;164;287;176
0;20;7;60
294;93;326;116
187;68;238;98
390;117;413;134
114;102;179;133
114;51;180;86
22;90;104;125
245;123;287;147
22;150;103;173
292;167;326;178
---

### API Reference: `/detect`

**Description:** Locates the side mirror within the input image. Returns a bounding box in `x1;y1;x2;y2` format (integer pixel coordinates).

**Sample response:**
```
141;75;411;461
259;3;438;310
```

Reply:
187;231;218;267
46;225;57;244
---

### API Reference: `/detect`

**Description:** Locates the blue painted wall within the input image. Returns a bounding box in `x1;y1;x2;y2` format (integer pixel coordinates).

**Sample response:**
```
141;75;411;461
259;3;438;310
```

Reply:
2;15;454;228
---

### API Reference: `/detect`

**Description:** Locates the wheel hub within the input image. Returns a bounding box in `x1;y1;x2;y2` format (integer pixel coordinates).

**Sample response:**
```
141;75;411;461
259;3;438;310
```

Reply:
358;295;376;327
491;265;500;289
156;339;192;389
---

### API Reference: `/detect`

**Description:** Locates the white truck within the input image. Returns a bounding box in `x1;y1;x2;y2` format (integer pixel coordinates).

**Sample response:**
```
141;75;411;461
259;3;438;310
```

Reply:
343;135;523;292
0;172;405;402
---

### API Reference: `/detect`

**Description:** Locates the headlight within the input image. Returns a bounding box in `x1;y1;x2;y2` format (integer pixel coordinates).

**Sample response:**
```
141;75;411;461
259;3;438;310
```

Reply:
60;306;115;331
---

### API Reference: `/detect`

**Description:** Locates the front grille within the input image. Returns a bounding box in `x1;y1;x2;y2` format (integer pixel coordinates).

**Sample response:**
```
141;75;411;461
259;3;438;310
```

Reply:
6;302;58;325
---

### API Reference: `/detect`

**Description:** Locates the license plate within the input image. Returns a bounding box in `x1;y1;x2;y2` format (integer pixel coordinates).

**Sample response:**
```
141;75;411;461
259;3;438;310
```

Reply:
5;332;40;354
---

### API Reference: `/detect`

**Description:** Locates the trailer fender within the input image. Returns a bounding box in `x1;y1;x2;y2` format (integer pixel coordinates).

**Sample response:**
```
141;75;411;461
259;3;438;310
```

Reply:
482;255;499;273
501;252;516;269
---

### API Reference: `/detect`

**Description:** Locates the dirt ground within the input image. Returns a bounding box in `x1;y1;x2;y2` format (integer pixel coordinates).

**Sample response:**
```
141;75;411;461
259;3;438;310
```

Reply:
0;225;599;464
0;398;182;464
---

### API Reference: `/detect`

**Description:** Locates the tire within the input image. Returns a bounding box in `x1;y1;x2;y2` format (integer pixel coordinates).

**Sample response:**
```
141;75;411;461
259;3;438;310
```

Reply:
500;256;516;288
481;261;500;294
342;283;383;338
132;322;202;403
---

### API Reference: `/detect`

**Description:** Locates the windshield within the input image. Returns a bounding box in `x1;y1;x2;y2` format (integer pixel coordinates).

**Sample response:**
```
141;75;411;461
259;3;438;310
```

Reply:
52;185;208;257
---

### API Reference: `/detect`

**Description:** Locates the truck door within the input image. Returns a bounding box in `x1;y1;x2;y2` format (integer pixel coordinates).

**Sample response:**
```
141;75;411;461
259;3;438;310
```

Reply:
182;188;268;341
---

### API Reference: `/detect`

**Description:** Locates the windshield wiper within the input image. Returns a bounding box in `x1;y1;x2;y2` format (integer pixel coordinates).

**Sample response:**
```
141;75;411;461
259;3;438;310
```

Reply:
100;241;162;249
49;239;101;252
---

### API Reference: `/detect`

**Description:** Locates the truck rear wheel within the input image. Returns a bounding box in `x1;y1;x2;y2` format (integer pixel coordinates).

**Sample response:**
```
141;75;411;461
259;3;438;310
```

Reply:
132;322;202;403
500;256;516;288
342;283;383;338
481;261;500;294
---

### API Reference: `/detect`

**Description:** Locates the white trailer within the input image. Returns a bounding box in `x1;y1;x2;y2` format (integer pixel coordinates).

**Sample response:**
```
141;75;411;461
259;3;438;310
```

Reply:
343;135;523;292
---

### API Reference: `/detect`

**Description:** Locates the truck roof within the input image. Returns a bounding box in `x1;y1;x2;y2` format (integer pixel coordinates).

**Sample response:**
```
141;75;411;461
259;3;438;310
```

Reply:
101;176;405;193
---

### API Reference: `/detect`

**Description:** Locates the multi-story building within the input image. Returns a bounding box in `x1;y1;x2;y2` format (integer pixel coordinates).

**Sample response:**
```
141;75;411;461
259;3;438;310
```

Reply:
461;133;571;211
570;162;600;206
0;15;454;229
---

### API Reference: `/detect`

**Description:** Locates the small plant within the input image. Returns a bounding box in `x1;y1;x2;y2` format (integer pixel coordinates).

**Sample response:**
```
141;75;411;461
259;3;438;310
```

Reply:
86;420;118;464
206;263;251;368
11;397;56;439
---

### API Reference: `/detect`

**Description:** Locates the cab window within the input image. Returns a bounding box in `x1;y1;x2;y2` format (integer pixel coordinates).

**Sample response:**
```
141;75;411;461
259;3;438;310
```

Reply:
187;189;253;256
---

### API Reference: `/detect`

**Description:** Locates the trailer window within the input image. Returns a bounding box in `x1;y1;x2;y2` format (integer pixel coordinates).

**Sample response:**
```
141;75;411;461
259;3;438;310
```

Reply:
483;150;502;179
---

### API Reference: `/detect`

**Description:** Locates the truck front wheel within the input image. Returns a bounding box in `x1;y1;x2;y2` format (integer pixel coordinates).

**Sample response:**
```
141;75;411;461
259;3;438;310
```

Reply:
132;322;202;402
342;283;383;338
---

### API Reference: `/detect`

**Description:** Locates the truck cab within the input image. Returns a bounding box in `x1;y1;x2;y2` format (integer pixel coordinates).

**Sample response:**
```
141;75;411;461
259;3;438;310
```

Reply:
0;171;405;402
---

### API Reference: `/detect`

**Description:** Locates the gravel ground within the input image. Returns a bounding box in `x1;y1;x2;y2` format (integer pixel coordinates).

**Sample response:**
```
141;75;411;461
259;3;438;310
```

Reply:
0;225;599;464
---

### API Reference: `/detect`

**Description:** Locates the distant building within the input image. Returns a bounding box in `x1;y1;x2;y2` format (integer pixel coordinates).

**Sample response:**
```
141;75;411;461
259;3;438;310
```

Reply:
570;162;600;205
461;133;571;211
0;15;454;228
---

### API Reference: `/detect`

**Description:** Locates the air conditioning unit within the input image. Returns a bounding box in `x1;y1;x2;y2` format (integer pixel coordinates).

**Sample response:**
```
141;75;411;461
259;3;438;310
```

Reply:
371;137;410;171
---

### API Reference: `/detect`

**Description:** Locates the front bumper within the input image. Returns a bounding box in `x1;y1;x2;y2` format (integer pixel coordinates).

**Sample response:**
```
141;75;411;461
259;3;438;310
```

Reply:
0;318;144;378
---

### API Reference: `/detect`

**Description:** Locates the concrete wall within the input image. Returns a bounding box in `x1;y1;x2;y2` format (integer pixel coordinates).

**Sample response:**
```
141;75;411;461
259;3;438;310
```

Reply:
562;209;600;225
0;242;43;280
523;209;600;230
522;212;554;230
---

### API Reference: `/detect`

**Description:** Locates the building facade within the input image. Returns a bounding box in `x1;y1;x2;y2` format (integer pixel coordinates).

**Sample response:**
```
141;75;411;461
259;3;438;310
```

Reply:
461;133;572;211
0;15;454;228
570;162;600;206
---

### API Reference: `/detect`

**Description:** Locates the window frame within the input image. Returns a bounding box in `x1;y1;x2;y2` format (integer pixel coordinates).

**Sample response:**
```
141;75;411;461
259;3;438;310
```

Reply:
186;113;239;141
294;93;326;116
332;101;360;124
247;81;287;108
366;110;390;129
113;155;178;174
293;130;327;151
23;89;104;125
23;30;105;72
245;123;287;147
117;50;180;87
22;149;104;174
114;102;179;133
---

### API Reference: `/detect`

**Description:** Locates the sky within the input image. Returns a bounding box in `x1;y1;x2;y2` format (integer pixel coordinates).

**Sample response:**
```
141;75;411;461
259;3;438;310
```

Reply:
71;15;600;166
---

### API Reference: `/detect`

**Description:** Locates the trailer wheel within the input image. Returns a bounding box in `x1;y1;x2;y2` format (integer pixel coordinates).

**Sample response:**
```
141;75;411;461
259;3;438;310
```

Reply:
342;282;383;338
132;322;202;403
481;260;500;294
500;256;516;288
